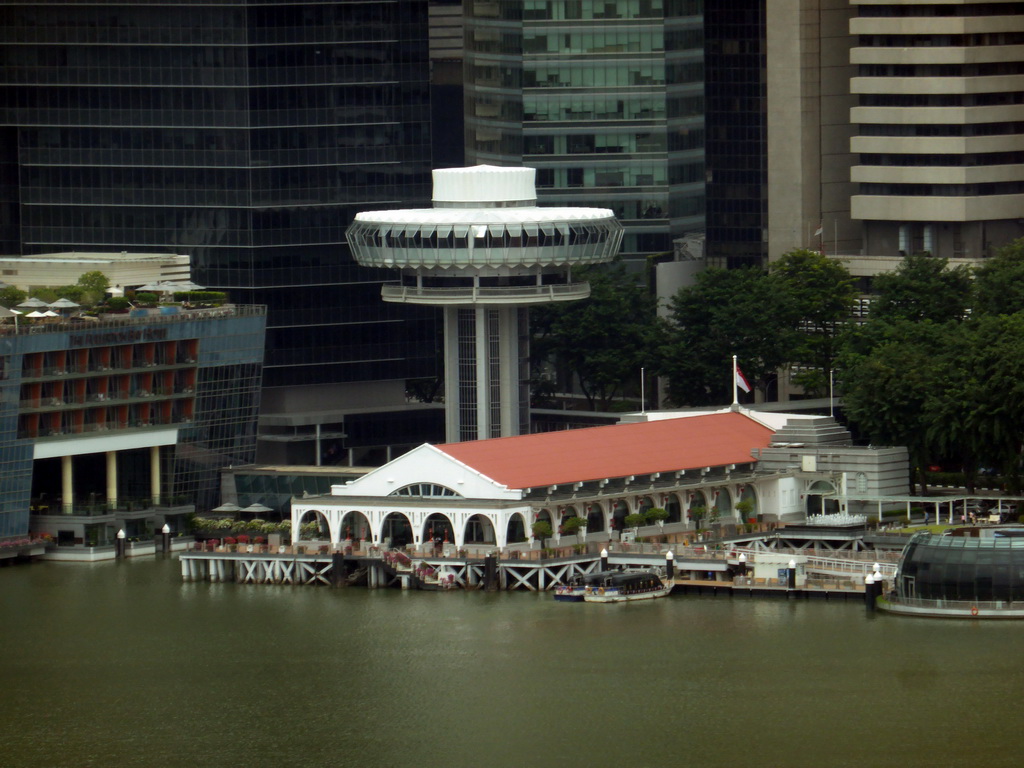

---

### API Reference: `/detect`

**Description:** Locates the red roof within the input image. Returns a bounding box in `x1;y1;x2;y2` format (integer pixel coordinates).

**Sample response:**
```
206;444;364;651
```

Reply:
438;411;774;490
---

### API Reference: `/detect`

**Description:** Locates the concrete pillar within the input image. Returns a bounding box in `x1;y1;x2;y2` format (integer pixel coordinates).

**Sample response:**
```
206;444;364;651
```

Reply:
61;455;73;514
150;446;161;505
331;552;347;588
865;574;878;611
483;553;497;591
106;451;118;509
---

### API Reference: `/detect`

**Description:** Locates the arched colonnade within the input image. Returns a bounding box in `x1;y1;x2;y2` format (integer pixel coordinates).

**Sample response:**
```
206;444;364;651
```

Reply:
291;483;762;550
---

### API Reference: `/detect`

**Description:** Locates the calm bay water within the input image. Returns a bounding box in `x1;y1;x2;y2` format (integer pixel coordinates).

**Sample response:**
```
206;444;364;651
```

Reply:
1;556;1020;768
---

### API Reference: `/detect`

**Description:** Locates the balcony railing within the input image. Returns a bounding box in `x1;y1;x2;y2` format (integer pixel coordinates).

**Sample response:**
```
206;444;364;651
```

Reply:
381;282;591;305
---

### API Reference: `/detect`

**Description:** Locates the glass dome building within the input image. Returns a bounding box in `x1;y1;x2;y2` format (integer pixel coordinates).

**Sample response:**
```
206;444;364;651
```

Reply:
886;531;1024;617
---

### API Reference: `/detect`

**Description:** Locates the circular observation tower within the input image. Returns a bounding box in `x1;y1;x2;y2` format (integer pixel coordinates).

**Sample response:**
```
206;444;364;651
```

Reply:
347;165;622;443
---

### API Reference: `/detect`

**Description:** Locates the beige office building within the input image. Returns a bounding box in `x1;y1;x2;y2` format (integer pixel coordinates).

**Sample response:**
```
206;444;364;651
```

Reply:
850;0;1024;260
768;0;1024;264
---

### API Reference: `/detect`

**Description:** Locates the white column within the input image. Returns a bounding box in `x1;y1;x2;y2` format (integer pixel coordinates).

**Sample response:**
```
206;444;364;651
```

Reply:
498;306;517;438
475;306;490;438
443;306;460;442
150;446;162;505
106;451;117;508
62;455;73;513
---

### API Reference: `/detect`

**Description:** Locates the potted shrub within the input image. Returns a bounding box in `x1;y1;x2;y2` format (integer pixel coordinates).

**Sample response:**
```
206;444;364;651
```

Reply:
560;515;587;545
531;520;553;549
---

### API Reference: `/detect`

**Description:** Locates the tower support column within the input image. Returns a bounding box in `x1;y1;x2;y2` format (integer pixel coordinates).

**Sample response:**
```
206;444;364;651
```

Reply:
62;455;73;513
106;451;117;509
150;445;162;506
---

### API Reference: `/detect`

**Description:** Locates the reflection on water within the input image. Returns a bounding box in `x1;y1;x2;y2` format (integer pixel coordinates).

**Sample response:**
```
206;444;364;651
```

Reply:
1;558;1020;768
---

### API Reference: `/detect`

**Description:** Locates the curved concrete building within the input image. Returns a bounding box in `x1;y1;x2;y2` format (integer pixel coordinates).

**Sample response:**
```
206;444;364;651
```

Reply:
347;165;622;442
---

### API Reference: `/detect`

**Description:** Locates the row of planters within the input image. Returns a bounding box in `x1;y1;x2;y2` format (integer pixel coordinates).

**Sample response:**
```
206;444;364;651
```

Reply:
190;516;319;542
198;535;269;553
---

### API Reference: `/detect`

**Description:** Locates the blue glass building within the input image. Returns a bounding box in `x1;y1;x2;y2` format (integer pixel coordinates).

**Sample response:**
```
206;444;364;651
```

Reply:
0;307;265;544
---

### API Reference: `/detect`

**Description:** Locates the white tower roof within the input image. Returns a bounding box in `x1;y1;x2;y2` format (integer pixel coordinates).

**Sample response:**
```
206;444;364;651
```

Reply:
432;165;536;205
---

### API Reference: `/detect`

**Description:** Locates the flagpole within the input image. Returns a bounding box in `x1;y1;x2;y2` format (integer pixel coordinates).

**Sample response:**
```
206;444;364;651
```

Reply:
829;368;834;418
731;355;739;406
641;367;646;414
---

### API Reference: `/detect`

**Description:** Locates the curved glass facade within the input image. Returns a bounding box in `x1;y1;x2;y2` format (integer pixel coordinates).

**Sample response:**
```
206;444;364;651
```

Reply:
896;532;1024;603
347;217;623;269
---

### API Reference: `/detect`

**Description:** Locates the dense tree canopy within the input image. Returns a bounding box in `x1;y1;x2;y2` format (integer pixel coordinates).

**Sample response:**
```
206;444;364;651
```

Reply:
531;262;660;411
973;238;1024;316
769;249;858;396
869;253;972;324
657;266;794;406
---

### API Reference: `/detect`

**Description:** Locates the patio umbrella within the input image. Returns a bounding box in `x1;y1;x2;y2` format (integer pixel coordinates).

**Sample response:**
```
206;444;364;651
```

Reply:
172;280;206;291
17;297;48;308
243;503;273;514
25;311;46;318
42;310;60;317
211;503;242;513
136;282;178;294
48;298;80;309
0;306;21;329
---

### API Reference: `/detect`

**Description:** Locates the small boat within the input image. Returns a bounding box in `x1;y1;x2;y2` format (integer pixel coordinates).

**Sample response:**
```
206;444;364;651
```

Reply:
553;570;617;602
582;569;671;603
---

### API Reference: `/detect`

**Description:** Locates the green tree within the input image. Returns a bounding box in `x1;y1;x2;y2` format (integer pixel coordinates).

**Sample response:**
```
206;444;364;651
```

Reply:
959;314;1024;492
658;266;794;406
0;286;26;308
644;507;669;527
532;262;660;410
55;285;85;304
770;249;857;396
624;512;647;531
973;238;1024;316
839;319;952;493
531;520;553;549
30;287;58;303
559;515;586;543
869;253;972;324
77;270;110;295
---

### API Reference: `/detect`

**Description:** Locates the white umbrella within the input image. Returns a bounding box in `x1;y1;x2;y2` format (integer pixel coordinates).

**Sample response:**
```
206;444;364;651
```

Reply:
48;298;80;308
136;282;176;293
211;503;242;513
17;298;48;308
43;310;60;317
173;280;206;291
243;503;273;514
25;310;46;318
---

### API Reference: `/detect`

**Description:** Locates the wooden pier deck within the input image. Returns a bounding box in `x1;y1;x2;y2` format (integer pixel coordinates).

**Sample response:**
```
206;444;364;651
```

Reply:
179;545;878;599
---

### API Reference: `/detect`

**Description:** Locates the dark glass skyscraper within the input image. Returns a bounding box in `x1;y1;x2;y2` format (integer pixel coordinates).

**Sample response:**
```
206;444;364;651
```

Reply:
464;0;705;271
703;0;767;268
0;1;442;463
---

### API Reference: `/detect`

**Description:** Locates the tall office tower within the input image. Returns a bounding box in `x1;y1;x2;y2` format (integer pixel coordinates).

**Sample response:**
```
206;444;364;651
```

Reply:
762;0;859;262
704;0;768;268
347;165;622;442
0;1;441;467
849;0;1024;258
463;1;705;272
430;0;466;169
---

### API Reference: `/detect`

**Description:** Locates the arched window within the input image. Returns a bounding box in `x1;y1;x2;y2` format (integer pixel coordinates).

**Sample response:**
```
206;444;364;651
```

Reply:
389;483;462;498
